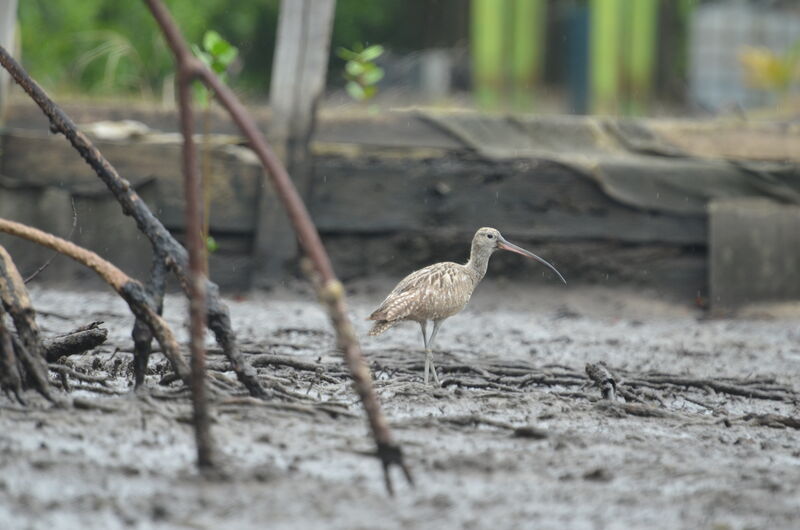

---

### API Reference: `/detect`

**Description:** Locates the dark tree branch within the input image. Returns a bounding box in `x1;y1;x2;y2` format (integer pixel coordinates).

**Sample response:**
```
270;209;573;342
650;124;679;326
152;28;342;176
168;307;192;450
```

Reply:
43;323;108;363
143;0;410;493
0;304;25;403
132;255;167;387
0;245;52;401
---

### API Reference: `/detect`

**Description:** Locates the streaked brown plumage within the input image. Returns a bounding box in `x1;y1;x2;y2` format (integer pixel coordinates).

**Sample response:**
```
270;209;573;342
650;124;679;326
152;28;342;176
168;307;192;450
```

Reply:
368;227;566;385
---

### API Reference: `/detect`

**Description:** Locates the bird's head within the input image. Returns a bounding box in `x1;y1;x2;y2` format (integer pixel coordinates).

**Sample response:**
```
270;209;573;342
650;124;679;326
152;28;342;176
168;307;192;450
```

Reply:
472;227;566;284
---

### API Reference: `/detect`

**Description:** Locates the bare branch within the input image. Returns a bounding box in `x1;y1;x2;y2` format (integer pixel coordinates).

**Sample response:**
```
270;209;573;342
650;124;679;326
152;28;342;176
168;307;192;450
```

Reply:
132;256;167;387
0;245;52;400
0;304;25;403
43;323;108;363
175;28;214;469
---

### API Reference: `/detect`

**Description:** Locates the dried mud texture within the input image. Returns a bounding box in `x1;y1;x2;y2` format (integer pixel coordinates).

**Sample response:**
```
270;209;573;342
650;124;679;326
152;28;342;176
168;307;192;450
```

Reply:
1;281;799;529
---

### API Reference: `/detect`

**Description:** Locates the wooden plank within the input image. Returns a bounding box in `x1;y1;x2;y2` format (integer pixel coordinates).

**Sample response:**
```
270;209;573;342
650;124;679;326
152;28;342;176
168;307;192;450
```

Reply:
253;0;337;284
0;131;260;233
1;130;705;245
310;155;707;245
268;0;336;144
321;233;707;301
2;130;706;245
313;114;462;150
709;198;800;312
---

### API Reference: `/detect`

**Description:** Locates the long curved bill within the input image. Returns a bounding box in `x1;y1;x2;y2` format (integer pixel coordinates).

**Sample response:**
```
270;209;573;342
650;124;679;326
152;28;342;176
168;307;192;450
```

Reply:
498;237;567;284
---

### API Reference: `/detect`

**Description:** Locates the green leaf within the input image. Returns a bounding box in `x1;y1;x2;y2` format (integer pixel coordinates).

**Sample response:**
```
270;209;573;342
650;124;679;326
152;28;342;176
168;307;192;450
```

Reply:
206;235;219;253
346;80;366;101
345;60;365;77
216;46;238;68
362;85;377;100
210;58;226;75
336;47;359;61
202;30;238;73
362;66;384;85
203;30;225;55
360;44;384;62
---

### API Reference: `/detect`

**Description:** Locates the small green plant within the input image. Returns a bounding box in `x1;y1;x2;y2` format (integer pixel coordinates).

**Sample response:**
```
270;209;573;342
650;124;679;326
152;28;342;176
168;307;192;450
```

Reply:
191;30;238;105
205;235;220;254
336;43;384;101
191;30;238;255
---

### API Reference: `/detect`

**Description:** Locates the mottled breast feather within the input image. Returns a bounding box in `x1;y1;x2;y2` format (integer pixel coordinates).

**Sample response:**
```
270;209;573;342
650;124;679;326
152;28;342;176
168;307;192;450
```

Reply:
368;262;478;323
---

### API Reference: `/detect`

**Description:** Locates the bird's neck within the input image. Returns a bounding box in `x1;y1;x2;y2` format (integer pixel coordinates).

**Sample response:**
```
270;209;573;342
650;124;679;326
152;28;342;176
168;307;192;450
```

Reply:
465;245;493;281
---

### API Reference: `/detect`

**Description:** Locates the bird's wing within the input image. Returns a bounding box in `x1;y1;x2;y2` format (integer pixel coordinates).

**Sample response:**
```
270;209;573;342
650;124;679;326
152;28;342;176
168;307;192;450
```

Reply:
368;262;461;322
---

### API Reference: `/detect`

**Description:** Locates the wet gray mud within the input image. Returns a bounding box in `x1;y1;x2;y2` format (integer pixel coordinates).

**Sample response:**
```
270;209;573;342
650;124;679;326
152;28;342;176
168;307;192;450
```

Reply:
1;281;799;529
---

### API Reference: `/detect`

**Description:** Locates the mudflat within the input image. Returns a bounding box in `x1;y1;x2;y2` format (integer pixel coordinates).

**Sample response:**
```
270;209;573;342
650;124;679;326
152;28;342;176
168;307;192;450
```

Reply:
1;281;798;529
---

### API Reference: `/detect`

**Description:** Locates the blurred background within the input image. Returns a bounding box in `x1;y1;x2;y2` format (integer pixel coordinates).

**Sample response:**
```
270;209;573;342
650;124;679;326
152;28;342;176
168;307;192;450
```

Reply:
2;0;800;314
11;0;800;117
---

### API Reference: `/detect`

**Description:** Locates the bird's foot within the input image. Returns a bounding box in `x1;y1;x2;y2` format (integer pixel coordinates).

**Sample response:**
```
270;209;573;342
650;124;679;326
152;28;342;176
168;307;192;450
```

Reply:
425;349;442;387
430;365;441;387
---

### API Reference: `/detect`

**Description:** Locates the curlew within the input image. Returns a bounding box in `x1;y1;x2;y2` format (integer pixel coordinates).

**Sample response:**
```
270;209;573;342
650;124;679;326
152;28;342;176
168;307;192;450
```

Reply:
368;227;566;385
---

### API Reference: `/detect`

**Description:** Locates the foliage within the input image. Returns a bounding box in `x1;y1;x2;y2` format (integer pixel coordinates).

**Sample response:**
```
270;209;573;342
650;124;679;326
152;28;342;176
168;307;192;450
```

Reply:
18;0;278;96
739;41;800;94
17;0;415;98
336;43;384;101
73;30;148;94
191;30;238;105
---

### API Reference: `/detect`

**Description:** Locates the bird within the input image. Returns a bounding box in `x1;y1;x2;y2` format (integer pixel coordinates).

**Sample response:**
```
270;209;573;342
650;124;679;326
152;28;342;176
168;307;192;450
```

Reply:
367;227;566;385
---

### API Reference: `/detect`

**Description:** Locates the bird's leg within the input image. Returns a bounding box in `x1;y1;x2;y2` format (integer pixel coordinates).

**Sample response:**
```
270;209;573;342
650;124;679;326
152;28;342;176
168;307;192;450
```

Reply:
426;320;443;386
419;321;430;384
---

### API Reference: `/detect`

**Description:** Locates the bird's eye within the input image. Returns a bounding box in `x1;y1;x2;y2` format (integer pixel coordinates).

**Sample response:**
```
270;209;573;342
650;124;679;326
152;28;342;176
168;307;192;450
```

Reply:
487;234;494;239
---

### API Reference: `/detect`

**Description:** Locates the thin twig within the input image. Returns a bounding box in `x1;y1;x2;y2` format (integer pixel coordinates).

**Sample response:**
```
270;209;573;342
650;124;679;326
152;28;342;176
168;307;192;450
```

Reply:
24;197;78;284
163;17;214;470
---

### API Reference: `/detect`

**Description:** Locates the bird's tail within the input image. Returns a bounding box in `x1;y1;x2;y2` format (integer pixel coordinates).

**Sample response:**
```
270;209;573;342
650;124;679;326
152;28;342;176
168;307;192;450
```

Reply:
368;320;396;336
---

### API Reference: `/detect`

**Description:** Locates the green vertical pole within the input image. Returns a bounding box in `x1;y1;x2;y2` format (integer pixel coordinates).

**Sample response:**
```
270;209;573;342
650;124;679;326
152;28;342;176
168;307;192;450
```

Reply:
626;0;658;114
472;0;505;109
511;0;546;111
590;0;622;114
